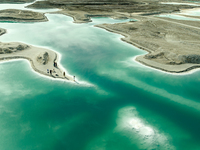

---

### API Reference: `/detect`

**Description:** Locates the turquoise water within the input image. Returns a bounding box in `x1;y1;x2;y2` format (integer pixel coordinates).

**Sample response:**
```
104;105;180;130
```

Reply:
0;4;200;150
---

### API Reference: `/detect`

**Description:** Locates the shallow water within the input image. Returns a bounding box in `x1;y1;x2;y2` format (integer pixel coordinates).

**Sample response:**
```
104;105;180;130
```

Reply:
0;3;200;150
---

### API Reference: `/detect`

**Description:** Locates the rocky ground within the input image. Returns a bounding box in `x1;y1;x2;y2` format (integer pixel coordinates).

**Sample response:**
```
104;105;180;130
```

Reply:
0;28;6;36
0;42;29;54
0;0;34;3
27;0;199;22
97;15;200;64
0;9;48;22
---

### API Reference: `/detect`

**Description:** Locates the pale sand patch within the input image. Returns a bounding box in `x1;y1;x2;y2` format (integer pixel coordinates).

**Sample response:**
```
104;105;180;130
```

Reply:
160;2;200;6
180;8;200;15
179;8;200;18
0;43;75;82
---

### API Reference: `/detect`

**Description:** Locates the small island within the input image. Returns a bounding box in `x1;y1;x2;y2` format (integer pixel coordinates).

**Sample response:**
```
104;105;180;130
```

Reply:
96;15;200;73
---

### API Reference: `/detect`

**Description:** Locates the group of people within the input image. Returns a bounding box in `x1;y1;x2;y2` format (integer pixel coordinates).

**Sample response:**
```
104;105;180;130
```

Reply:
47;69;55;75
47;61;75;81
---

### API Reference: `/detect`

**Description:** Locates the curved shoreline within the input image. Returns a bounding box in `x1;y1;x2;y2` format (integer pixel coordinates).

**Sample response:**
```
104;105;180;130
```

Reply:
23;0;200;74
55;10;200;74
0;44;75;82
0;21;74;82
94;20;200;74
0;4;200;75
0;9;48;22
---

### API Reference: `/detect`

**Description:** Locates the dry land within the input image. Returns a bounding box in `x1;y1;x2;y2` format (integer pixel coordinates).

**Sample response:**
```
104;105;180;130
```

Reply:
96;15;200;72
0;28;74;81
0;5;73;81
1;0;200;73
0;0;34;3
25;0;200;73
0;9;48;22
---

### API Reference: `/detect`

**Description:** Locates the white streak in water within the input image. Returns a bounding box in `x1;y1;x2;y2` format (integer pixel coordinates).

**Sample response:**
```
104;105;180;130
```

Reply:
115;106;175;150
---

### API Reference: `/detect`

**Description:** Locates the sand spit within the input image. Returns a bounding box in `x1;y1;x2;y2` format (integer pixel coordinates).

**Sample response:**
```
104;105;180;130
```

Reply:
0;42;74;81
0;27;73;82
0;9;48;22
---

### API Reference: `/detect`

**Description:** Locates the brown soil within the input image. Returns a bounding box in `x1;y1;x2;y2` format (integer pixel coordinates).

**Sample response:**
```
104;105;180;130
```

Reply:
0;9;48;22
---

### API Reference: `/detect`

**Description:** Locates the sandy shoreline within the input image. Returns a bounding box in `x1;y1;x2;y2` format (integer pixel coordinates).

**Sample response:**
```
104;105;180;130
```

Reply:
95;14;200;73
0;43;75;82
1;0;200;75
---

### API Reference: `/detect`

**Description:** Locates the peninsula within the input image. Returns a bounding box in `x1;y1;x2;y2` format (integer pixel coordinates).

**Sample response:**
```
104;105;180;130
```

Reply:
1;0;200;73
0;9;48;22
0;29;74;81
26;0;200;73
0;5;75;81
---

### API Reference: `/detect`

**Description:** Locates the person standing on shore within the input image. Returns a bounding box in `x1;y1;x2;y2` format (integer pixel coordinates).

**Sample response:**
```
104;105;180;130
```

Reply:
74;76;75;81
54;61;57;67
63;72;65;77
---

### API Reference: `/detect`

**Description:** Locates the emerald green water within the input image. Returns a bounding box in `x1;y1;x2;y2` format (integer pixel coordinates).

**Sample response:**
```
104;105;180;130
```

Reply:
0;5;200;150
